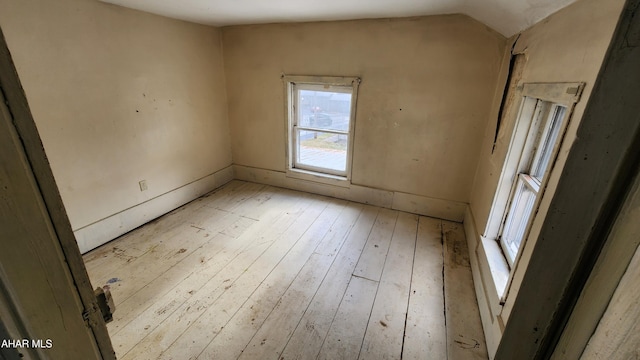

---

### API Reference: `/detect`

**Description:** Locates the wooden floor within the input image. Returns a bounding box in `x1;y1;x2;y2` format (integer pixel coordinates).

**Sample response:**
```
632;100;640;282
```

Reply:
83;181;487;360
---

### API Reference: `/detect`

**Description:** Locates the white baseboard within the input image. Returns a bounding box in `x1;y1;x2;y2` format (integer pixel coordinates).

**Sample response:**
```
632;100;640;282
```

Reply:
76;163;466;253
74;165;234;254
233;164;466;221
464;206;503;359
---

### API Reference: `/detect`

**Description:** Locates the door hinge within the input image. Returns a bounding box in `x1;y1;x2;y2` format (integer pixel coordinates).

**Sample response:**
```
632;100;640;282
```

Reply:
82;286;116;327
95;286;115;323
82;305;99;328
82;309;91;322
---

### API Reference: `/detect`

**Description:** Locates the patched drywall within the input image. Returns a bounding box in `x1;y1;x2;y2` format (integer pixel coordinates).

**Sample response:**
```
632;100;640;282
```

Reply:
0;0;232;235
223;15;505;203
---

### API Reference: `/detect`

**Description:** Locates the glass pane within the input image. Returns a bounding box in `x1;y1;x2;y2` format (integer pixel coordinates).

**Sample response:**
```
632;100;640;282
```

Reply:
501;179;537;264
296;130;347;172
298;89;351;132
532;106;567;179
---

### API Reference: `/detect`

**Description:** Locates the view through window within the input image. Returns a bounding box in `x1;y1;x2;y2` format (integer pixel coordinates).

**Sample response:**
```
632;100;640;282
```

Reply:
285;76;359;179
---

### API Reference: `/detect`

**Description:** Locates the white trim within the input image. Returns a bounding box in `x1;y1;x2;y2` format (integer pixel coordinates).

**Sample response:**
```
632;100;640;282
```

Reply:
464;207;503;359
283;74;360;87
483;94;536;237
285;167;351;187
521;82;584;105
74;166;234;254
282;74;360;181
234;164;466;221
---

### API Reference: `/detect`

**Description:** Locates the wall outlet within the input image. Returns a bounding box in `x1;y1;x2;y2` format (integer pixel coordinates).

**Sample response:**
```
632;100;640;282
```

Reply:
139;180;148;191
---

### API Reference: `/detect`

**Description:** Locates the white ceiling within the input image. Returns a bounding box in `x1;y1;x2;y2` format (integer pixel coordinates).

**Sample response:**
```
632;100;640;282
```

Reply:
100;0;578;36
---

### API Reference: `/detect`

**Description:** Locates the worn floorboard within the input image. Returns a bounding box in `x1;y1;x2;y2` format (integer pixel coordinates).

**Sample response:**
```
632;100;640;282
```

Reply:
402;217;447;359
443;221;489;360
83;180;486;359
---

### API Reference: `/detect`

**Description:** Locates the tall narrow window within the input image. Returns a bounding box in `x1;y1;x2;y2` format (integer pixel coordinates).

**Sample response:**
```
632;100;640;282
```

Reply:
284;76;360;181
482;82;584;277
500;102;568;265
479;82;583;302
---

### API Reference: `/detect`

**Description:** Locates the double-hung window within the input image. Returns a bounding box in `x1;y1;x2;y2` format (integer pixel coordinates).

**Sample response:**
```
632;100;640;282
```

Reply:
284;75;360;181
488;82;584;273
500;101;568;265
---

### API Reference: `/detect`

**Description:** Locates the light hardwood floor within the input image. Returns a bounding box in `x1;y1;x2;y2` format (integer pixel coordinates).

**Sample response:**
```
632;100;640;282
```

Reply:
83;181;487;359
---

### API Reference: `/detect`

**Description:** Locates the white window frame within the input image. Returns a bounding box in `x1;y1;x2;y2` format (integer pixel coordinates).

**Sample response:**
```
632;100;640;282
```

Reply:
499;101;568;266
483;82;584;299
283;75;360;185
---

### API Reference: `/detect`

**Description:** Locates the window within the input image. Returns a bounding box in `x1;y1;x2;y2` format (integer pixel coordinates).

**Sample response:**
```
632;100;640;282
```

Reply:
284;76;360;181
499;102;568;265
482;82;584;289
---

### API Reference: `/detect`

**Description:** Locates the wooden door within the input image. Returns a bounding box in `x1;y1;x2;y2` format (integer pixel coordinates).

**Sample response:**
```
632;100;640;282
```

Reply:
0;27;115;359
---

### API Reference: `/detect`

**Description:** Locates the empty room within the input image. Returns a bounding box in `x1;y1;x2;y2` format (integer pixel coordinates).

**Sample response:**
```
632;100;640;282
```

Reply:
1;0;639;359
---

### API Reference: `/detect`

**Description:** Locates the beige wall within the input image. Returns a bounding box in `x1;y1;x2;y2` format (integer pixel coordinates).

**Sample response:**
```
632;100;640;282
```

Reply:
223;16;505;202
0;0;232;232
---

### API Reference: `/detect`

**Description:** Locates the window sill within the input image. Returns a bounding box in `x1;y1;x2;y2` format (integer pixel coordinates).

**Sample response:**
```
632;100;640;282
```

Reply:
480;237;510;301
286;168;351;188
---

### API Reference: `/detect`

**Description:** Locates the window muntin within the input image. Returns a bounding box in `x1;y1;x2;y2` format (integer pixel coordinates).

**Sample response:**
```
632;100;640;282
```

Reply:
285;76;359;179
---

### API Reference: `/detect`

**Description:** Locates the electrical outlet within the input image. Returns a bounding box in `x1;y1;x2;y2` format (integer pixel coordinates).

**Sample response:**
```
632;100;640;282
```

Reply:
139;180;148;191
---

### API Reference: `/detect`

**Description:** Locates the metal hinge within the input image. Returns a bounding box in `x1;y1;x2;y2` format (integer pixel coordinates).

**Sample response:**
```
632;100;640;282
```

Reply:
82;309;90;322
82;287;116;327
81;305;99;328
95;286;115;323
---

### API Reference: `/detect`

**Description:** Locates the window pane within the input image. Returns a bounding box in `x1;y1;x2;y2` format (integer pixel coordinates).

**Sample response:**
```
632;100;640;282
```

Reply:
532;106;567;179
297;130;347;172
501;179;537;264
298;89;351;132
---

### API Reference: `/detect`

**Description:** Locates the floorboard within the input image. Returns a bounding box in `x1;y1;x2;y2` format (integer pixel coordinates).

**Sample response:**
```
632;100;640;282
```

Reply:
237;202;364;360
358;212;418;360
402;217;447;359
279;205;379;360
83;180;487;359
443;221;488;360
317;275;379;360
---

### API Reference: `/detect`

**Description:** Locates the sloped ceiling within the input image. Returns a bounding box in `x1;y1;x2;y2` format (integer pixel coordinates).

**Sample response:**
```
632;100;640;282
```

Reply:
100;0;578;36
